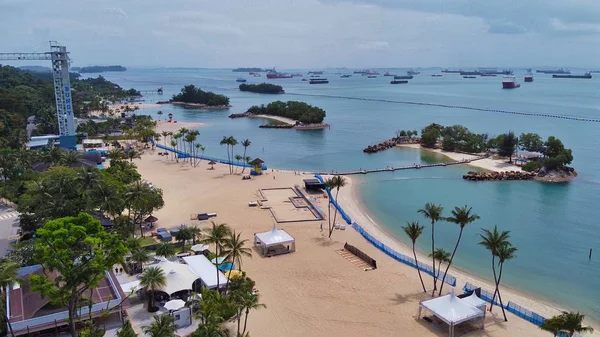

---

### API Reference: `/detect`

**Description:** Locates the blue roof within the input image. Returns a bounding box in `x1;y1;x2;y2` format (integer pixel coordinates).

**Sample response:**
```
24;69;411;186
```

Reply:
17;265;42;278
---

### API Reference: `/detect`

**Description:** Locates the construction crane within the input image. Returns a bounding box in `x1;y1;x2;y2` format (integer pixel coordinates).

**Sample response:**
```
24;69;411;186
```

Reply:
0;41;76;147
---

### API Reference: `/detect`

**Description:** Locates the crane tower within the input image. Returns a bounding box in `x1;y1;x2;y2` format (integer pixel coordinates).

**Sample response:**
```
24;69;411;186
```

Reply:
0;41;76;147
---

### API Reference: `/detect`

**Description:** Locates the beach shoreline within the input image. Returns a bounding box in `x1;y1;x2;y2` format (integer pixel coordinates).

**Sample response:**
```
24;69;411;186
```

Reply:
336;174;600;331
155;121;206;133
397;143;522;173
248;114;297;125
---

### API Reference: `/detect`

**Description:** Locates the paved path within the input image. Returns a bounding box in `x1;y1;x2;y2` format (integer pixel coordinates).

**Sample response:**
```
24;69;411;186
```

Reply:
0;205;20;257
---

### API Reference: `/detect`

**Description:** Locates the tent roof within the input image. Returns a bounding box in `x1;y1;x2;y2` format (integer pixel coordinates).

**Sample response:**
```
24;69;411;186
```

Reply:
255;226;295;247
249;158;264;165
190;244;209;252
120;280;141;294
420;292;484;325
461;292;487;309
153;260;198;295
182;255;228;289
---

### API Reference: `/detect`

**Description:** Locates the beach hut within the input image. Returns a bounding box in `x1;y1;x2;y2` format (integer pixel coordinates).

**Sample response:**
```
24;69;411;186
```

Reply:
418;291;485;337
208;160;216;170
145;215;159;227
168;113;173;122
254;225;296;257
249;158;265;175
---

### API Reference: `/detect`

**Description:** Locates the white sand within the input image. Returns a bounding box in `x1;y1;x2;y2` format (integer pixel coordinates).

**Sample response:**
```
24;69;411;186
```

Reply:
126;151;578;337
155;121;205;133
88;102;161;118
398;143;522;172
249;114;297;125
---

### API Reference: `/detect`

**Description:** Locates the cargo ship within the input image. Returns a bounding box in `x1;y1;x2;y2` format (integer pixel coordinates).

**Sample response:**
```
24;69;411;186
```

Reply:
266;70;293;79
552;72;592;79
431;74;442;77
394;75;413;80
524;70;534;82
480;73;497;77
355;69;380;76
463;76;477;79
390;80;408;84
367;75;377;78
480;68;512;75
407;70;420;75
537;68;570;74
340;74;351;78
308;71;323;75
441;69;462;73
460;71;481;76
309;78;329;84
236;77;247;83
292;73;303;77
384;72;396;76
502;76;520;89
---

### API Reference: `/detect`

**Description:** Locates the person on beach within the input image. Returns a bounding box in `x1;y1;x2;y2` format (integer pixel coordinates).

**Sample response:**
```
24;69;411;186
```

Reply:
320;223;323;232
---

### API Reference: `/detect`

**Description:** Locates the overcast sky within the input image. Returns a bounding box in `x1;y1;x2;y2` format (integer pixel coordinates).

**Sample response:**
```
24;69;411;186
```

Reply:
1;0;599;68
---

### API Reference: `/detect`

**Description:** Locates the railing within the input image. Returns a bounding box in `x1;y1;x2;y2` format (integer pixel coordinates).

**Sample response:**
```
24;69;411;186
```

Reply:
154;143;252;168
314;175;352;224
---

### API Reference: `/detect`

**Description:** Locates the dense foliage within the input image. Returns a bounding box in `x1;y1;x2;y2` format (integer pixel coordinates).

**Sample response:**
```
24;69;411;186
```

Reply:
247;101;326;124
172;85;230;106
420;123;489;153
239;83;284;94
73;65;127;73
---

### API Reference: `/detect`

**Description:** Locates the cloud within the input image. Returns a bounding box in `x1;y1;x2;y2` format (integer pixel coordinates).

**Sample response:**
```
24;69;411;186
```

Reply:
355;41;390;50
487;21;528;35
103;7;128;19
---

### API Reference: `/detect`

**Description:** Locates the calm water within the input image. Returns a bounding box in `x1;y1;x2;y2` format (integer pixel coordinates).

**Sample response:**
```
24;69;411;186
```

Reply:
99;68;600;320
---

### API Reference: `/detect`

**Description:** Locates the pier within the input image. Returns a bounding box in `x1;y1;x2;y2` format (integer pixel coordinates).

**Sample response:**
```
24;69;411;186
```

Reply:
315;156;486;176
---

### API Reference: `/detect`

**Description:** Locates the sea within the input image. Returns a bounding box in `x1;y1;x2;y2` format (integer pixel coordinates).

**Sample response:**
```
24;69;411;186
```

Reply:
97;68;600;321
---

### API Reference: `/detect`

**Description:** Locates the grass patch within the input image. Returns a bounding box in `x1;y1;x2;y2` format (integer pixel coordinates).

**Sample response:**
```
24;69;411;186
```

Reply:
139;236;157;246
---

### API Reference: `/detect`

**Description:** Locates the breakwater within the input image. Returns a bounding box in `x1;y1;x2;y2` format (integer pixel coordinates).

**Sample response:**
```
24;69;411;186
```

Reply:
363;137;419;153
315;157;484;176
463;171;535;181
259;124;294;129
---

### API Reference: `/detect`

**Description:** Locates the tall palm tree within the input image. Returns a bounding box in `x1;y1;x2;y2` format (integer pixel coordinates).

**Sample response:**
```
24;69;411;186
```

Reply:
176;227;194;252
241;139;251;173
418;202;444;296
189;225;202;245
155;242;176;259
242;294;266;335
194;144;202;167
173;133;183;162
327;175;347;238
234;155;243;173
170;140;177;161
130;248;151;274
161;131;169;150
157;110;163;120
438;205;480;295
0;258;18;336
428;248;451;279
559;311;594;337
228;136;238;175
142;314;177;337
478;225;511;313
139;266;167;311
495;243;517;321
220;136;231;173
60;149;81;165
125;149;142;162
402;221;426;292
222;230;252;292
540;316;563;337
200;222;232;290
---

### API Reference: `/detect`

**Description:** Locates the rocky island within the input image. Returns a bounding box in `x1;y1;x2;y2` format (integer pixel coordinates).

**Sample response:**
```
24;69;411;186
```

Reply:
165;84;231;110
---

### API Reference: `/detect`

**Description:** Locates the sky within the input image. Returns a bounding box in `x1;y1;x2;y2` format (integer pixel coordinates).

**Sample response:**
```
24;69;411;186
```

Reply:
1;0;600;68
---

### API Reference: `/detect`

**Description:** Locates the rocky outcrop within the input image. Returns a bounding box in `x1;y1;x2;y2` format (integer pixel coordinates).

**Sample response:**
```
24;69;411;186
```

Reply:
228;113;248;119
534;166;578;182
364;137;419;154
463;171;536;181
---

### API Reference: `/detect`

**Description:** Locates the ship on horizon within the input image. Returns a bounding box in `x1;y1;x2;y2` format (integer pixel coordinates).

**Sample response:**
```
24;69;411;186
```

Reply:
537;68;570;74
407;69;420;75
441;69;462;73
524;70;534;83
266;70;293;79
552;72;592;79
309;78;329;84
502;75;520;89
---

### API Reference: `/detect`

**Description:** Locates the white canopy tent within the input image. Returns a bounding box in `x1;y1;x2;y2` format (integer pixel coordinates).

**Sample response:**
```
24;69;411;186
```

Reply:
182;255;228;289
460;292;487;316
418;292;485;337
190;244;209;253
153;260;199;296
254;226;296;257
120;280;141;294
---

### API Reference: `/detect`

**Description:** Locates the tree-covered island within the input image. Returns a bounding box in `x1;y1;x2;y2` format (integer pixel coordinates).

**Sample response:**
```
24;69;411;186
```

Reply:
239;83;284;94
169;84;231;109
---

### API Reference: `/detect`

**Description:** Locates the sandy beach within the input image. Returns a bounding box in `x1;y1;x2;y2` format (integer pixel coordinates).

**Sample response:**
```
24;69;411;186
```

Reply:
397;143;522;172
248;114;297;125
127;150;581;337
155;121;205;133
88;102;161;118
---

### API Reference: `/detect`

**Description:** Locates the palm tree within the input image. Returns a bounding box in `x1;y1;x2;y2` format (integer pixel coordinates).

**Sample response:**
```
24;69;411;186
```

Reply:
157;110;163;120
173;133;183;162
228;136;238;174
189;225;202;245
401;221;426;292
125;149;142;162
418;202;444;295
176;227;194;252
222;230;252;292
438;205;480;296
155;242;176;259
139;266;167;311
234;155;243;173
60;149;81;165
142;314;177;337
194;144;202;167
0;258;18;336
478;225;511;313
559;311;594;337
220;136;231;173
327;175;346;238
241;139;251;173
241;294;266;335
495;243;517;321
130;248;151;274
540;316;563;337
161;131;169;150
428;248;451;279
170;140;177;161
200;222;232;291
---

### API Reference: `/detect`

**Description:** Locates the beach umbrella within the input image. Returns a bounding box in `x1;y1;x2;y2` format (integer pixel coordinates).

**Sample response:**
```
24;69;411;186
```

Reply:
208;160;216;170
225;270;242;279
164;299;185;311
190;244;209;253
218;263;235;272
145;215;159;223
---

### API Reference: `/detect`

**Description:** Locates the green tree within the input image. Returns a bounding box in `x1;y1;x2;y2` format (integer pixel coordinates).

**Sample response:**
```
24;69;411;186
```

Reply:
129;247;151;274
401;221;426;292
117;320;137;337
142;314;177;337
438;205;480;295
229;136;238;175
241;293;266;335
201;222;232;290
155;242;176;258
240;139;251;173
428;248;451;280
494;243;517;321
418;202;444;296
125;181;164;237
325;175;347;239
29;213;128;336
0;258;18;336
497;131;519;162
540;316;564;337
176;227;194;252
220;136;232;174
234;154;243;173
222;230;252;292
139;266;167;312
172;85;230;106
518;133;543;152
125;149;142;162
190;225;202;245
478;226;511;318
420;129;440;148
558;311;594;337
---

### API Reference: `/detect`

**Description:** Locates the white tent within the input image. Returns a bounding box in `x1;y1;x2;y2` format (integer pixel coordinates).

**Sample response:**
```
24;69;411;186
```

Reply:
153;260;198;296
418;291;485;337
120;280;141;294
182;255;228;289
190;244;209;253
254;226;296;257
460;292;487;316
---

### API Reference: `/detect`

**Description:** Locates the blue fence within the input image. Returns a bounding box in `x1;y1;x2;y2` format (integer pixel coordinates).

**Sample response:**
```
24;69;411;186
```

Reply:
314;174;352;224
155;143;252;168
463;282;501;307
352;222;456;286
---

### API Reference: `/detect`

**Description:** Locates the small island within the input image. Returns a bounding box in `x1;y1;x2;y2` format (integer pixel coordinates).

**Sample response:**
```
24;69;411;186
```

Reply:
73;65;127;73
229;101;329;130
232;67;268;72
166;84;231;109
239;83;284;94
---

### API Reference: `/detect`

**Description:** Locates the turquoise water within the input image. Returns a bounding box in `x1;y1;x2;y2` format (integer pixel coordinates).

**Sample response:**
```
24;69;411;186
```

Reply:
99;68;600;320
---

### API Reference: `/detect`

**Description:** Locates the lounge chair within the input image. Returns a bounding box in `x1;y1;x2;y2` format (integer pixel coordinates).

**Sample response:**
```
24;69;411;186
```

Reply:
334;223;341;230
340;224;346;230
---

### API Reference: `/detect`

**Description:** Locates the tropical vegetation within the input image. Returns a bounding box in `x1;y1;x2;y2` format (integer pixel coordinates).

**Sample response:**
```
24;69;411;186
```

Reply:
418;202;444;296
540;311;594;337
402;221;427;292
239;83;284;94
172;84;230;106
324;175;347;238
247;101;326;124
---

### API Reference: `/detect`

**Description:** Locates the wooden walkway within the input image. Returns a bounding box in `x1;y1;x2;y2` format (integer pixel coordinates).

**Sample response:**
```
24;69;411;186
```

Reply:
314;156;486;176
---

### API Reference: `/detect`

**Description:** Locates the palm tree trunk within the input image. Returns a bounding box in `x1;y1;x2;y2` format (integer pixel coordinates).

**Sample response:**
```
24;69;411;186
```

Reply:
224;252;236;293
438;228;464;296
237;309;242;336
413;242;426;292
431;220;437;296
328;188;341;238
327;201;332;237
215;246;220;292
495;262;508;321
489;255;498;312
242;308;250;335
68;300;78;337
241;147;247;173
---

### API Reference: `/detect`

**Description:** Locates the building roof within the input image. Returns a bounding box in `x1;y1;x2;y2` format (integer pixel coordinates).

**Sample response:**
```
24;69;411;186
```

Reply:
461;292;487;309
255;226;295;247
420;292;484;325
27;139;51;149
249;158;265;165
182;255;228;289
153;260;198;295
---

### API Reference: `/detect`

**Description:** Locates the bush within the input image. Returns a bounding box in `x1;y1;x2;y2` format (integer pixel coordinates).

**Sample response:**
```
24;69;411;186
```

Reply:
522;161;539;172
420;129;440;148
172;85;230;106
246;100;326;124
